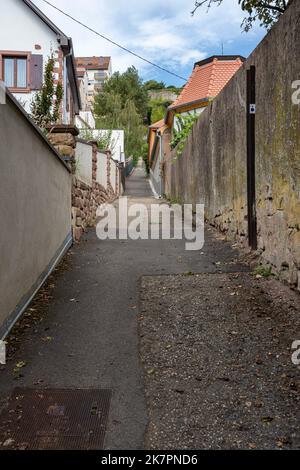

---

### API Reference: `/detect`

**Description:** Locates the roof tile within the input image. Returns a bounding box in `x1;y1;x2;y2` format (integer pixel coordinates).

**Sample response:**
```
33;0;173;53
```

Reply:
75;56;111;71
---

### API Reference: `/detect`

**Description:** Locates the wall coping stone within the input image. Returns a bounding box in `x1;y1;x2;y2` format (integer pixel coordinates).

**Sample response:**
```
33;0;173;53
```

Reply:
46;124;80;136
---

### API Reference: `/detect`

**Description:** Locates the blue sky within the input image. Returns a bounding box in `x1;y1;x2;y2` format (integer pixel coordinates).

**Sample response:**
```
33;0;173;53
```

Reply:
33;0;267;87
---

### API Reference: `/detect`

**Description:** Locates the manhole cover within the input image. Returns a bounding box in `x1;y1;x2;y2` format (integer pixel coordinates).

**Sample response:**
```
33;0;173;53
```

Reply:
0;388;111;450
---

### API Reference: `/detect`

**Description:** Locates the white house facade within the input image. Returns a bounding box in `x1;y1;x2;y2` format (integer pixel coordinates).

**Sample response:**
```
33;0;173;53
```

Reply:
75;56;112;111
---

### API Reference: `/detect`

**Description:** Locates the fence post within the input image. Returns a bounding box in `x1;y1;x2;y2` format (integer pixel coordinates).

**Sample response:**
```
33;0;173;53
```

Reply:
115;161;119;195
107;151;111;190
90;141;98;187
246;65;257;250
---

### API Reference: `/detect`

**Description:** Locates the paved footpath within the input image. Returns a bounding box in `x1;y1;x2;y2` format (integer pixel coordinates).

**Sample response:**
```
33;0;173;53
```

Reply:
0;162;248;450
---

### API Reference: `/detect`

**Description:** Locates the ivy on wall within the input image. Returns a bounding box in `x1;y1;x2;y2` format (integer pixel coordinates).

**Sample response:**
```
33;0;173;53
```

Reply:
170;113;199;157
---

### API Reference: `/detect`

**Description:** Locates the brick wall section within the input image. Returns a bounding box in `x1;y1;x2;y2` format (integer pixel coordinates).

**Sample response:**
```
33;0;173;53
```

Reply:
48;131;76;158
72;144;119;242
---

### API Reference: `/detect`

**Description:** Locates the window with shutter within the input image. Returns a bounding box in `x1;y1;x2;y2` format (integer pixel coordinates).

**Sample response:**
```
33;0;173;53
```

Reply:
30;55;43;90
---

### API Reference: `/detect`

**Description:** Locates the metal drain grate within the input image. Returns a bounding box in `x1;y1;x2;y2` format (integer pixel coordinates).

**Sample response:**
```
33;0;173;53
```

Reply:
0;388;111;450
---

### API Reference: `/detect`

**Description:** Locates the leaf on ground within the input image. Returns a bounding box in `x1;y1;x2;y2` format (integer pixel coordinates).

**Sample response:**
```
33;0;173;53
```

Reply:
2;438;15;447
33;379;44;385
15;395;24;401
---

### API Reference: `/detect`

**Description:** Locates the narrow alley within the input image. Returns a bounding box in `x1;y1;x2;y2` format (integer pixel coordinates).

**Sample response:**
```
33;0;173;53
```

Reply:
0;0;299;461
0;162;252;450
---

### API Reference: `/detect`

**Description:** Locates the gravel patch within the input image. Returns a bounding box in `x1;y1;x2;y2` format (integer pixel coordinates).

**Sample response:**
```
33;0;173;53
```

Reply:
139;273;300;450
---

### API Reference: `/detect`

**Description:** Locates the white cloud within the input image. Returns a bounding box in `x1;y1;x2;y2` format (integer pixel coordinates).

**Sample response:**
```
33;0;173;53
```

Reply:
32;0;265;84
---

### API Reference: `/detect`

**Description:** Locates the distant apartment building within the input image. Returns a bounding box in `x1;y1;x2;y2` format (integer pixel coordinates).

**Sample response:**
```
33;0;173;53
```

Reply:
75;56;112;110
0;0;81;124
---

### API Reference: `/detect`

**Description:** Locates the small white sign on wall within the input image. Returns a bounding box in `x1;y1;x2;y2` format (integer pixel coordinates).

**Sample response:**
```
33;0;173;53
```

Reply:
249;104;256;114
0;81;6;105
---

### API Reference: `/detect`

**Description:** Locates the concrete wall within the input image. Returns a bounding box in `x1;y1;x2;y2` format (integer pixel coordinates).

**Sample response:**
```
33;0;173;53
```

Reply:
148;89;179;103
75;111;96;129
0;92;72;337
151;129;171;197
75;140;93;186
110;158;117;192
164;1;300;288
96;151;108;189
150;161;161;197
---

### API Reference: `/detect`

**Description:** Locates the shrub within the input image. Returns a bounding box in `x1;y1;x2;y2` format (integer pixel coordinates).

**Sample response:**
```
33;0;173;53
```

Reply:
170;113;199;157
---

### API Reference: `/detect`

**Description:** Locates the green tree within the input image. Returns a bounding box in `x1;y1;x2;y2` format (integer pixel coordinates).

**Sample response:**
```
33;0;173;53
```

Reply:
31;56;63;129
144;80;166;91
166;85;181;90
191;0;291;31
151;103;166;123
148;98;172;124
120;99;146;162
94;95;146;161
142;142;150;174
94;92;123;129
94;67;148;162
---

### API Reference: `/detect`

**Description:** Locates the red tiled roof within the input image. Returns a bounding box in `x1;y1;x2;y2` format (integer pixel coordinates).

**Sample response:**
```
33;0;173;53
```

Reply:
75;56;111;71
170;56;244;110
